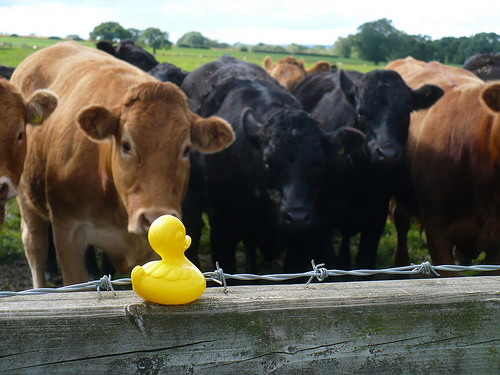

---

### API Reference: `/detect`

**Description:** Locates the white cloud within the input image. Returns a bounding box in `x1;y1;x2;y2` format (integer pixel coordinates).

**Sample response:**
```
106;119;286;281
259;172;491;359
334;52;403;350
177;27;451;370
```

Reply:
0;0;499;44
0;2;114;38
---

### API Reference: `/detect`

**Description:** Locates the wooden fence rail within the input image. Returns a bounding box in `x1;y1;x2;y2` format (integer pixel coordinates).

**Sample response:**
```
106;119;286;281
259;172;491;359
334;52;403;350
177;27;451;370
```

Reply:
1;276;499;374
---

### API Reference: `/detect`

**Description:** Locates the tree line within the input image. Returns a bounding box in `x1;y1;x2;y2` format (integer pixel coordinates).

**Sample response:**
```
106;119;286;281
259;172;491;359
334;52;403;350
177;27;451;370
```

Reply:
334;18;500;65
89;19;500;65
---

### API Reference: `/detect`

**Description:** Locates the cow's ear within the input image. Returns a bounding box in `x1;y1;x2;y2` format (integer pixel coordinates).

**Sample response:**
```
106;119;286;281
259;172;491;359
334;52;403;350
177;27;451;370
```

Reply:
77;105;120;141
241;107;263;148
481;83;500;114
25;89;58;126
307;61;330;75
338;69;356;105
191;113;235;154
411;84;444;110
326;127;366;157
263;56;275;72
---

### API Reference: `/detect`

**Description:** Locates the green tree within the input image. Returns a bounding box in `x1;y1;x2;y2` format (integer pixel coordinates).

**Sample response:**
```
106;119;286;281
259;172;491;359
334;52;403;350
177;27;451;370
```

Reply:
396;33;436;62
138;28;171;54
89;22;132;43
128;28;142;42
287;43;307;53
355;18;398;65
177;31;210;47
333;35;356;58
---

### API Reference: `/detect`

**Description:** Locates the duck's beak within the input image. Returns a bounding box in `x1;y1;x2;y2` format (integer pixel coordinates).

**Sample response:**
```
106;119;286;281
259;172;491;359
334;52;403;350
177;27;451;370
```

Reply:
184;235;192;250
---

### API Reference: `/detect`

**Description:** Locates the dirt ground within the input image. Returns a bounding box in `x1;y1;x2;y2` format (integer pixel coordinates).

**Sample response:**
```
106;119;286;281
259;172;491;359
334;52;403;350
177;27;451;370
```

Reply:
0;259;33;291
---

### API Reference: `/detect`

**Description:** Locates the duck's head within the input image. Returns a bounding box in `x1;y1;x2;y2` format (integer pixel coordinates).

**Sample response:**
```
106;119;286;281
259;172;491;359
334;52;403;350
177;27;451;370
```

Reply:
148;215;192;259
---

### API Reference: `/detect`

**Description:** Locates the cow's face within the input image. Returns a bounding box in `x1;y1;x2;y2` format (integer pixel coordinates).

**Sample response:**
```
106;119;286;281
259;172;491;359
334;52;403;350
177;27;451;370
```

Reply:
77;81;234;236
264;56;331;92
264;56;307;92
0;81;57;221
243;108;363;232
340;69;443;167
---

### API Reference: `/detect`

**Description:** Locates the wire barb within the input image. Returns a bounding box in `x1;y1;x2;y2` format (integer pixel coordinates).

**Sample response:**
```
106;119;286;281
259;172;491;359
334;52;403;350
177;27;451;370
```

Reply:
208;262;228;293
412;261;440;276
97;275;116;299
306;260;329;287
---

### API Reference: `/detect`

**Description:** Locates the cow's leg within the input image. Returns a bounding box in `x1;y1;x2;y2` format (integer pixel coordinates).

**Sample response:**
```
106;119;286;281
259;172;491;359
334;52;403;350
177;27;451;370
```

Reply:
21;215;50;289
484;247;500;276
393;205;411;267
355;216;387;270
423;222;459;277
45;225;60;283
51;222;89;286
338;235;352;270
182;189;204;268
209;216;240;274
243;240;258;274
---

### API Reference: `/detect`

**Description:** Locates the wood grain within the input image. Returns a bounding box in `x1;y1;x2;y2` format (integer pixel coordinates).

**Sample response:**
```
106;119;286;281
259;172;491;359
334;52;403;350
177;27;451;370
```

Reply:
1;276;499;374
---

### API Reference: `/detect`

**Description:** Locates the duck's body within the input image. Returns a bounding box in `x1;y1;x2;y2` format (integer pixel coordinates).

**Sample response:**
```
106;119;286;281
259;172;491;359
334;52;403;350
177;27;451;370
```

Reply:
131;215;206;305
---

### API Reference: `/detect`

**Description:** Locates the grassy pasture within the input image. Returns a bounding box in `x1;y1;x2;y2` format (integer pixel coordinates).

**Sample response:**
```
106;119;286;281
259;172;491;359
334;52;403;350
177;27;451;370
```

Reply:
0;35;442;287
0;34;376;73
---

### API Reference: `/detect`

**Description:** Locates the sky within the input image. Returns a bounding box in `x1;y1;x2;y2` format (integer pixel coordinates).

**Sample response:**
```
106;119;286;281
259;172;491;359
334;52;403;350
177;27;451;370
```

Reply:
0;0;499;46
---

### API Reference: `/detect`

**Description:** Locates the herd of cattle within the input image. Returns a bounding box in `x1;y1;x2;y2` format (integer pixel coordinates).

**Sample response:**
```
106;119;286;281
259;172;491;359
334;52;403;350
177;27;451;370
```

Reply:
1;39;500;287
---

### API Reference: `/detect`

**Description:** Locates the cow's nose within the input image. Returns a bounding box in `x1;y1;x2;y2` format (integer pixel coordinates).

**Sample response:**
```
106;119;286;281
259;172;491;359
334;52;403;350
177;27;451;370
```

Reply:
0;182;10;201
0;178;16;202
135;209;182;235
283;207;311;227
374;145;402;162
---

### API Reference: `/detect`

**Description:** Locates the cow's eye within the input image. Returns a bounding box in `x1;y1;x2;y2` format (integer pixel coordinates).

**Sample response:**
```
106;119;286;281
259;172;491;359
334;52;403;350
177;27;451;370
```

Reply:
121;140;132;154
183;146;191;157
16;132;24;144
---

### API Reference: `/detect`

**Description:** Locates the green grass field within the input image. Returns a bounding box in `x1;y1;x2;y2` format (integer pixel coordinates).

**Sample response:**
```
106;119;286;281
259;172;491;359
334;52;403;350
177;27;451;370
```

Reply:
0;34;376;73
0;35;435;282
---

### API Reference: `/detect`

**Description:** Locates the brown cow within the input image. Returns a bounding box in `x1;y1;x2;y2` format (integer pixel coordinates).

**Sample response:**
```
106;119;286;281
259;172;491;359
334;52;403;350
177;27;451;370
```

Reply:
11;42;235;287
0;79;57;224
263;56;330;91
387;57;500;275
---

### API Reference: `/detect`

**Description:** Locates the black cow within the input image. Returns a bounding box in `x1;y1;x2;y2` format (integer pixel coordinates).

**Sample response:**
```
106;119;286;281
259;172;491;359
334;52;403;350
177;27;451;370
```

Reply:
463;53;500;81
181;54;364;273
293;69;443;270
96;39;158;72
0;65;15;80
149;62;189;86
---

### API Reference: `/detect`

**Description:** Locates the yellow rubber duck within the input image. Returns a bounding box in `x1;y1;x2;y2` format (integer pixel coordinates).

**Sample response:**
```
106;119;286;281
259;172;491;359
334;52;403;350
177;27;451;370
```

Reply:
131;215;206;305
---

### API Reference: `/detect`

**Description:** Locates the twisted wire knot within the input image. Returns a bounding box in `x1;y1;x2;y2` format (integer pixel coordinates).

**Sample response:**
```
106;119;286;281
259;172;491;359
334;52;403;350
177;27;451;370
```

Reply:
306;260;329;287
412;261;440;277
210;262;228;293
97;275;116;299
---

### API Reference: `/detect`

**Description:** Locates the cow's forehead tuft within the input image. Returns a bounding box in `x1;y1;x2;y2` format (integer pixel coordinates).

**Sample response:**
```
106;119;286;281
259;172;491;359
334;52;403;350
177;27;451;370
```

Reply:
124;81;188;109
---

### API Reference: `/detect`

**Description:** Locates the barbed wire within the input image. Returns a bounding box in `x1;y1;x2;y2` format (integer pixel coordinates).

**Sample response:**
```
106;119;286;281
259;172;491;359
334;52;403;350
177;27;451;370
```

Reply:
1;261;500;298
0;275;132;299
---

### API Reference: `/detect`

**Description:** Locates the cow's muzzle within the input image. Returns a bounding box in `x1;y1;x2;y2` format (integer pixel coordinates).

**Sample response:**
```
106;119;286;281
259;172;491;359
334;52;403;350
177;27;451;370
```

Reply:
128;207;182;236
0;177;17;204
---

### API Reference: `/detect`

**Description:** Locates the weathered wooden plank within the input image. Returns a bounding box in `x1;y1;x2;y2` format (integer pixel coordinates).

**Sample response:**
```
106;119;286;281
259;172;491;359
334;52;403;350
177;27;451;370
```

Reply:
1;276;500;374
